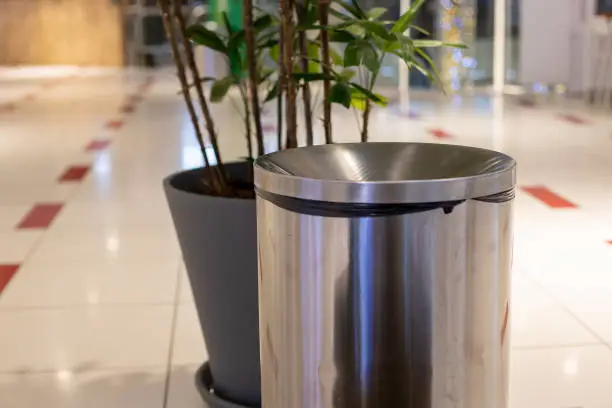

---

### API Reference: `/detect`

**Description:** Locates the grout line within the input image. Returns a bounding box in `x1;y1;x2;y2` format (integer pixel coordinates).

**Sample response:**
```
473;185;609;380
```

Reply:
0;364;168;376
162;259;183;408
522;273;612;352
0;302;178;312
511;343;603;351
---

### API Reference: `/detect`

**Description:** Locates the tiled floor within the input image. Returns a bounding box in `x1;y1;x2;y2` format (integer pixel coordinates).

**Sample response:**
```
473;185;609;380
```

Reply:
1;68;612;407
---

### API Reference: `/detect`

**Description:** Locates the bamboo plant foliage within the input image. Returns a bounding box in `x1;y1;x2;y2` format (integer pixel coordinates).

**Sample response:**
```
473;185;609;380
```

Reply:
159;0;464;197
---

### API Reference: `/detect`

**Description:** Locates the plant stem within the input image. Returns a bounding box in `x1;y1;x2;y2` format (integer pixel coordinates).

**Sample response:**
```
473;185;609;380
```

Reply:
238;83;254;160
277;27;285;150
281;0;298;148
361;53;385;143
243;0;265;156
318;0;332;144
298;31;314;146
170;0;229;190
159;0;219;189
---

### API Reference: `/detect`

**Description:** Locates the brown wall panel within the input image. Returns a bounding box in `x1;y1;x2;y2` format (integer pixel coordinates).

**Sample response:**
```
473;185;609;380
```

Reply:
0;0;123;66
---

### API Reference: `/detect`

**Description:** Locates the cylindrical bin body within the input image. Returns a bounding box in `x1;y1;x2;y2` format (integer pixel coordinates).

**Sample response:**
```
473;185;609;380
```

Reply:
254;143;516;408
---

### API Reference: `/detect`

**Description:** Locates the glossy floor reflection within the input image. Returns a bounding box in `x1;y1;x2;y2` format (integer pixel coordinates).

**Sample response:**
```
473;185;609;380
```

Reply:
1;68;612;407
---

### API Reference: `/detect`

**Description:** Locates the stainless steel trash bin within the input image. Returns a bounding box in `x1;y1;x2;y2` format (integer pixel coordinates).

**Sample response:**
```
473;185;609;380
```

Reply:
254;143;516;408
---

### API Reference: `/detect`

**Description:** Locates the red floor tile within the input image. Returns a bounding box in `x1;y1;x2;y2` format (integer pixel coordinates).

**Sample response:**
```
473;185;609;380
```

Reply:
85;139;111;152
17;204;63;229
59;165;90;182
559;114;588;125
428;128;452;139
0;264;20;295
105;119;124;130
522;186;577;208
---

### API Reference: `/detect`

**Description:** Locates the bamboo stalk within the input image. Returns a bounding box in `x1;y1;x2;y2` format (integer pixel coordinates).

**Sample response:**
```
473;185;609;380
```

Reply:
277;28;285;150
281;0;298;148
361;100;371;142
319;0;332;144
159;0;220;190
238;83;254;160
298;30;314;146
243;0;265;156
171;0;228;190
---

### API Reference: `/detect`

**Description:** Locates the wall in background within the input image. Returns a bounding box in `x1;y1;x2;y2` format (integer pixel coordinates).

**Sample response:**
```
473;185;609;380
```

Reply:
0;0;123;66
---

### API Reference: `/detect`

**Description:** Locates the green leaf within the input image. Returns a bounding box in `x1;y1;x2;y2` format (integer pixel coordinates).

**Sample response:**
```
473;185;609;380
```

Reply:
264;81;279;102
269;44;280;62
409;24;431;36
227;31;245;53
187;25;227;53
293;73;336;82
414;39;466;48
329;46;344;65
349;0;366;18
307;42;321;72
350;82;389;106
340;69;356;81
328;82;352;108
332;0;365;18
330;30;356;43
358;20;394;40
344;41;378;73
382;39;402;52
343;42;360;67
350;90;367;110
345;24;365;38
414;48;439;83
210;76;236;102
254;14;274;31
366;7;387;20
222;12;235;35
260;69;275;84
391;0;426;33
328;7;352;21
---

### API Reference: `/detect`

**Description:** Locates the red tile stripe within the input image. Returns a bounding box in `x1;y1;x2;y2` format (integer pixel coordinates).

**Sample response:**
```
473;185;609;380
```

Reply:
17;203;63;229
521;186;577;208
559;114;588;125
59;165;90;182
0;265;20;296
428;128;452;139
105;119;124;130
85;139;111;152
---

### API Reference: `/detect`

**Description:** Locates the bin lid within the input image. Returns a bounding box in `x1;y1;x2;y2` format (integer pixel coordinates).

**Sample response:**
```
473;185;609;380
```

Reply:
254;143;516;204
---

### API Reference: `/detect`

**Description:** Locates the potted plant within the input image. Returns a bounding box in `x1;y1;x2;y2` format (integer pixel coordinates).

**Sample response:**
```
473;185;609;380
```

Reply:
159;0;462;407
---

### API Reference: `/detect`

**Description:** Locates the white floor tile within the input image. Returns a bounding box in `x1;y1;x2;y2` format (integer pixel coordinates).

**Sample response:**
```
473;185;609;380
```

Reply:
172;304;208;366
166;365;208;408
0;305;173;372
30;226;179;262
0;368;166;408
510;346;612;408
510;278;600;348
0;231;42;264
0;258;180;307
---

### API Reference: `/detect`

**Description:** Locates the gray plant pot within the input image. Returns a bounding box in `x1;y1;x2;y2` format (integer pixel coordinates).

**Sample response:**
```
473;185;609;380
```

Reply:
163;163;260;408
